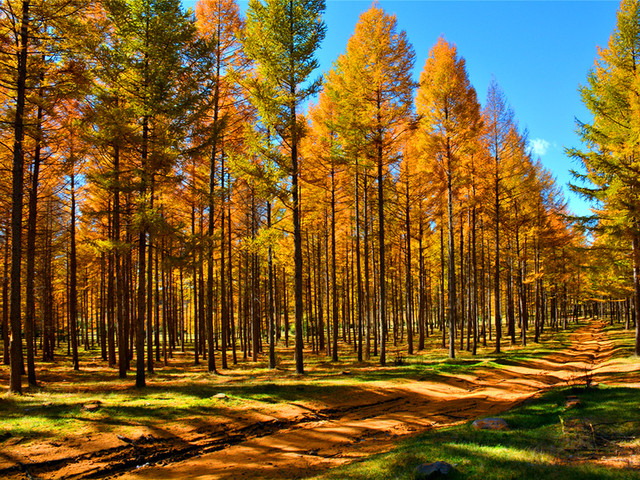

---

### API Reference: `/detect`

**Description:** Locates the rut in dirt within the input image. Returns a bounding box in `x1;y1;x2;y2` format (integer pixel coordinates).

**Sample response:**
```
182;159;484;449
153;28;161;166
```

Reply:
3;320;610;480
1;396;406;479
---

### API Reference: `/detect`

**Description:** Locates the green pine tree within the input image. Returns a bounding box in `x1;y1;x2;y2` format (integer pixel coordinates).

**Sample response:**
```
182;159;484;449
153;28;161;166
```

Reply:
568;0;640;355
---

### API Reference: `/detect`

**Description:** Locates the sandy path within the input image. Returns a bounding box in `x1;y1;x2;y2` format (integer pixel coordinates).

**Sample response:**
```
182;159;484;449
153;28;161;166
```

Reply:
128;320;622;479
2;320;635;479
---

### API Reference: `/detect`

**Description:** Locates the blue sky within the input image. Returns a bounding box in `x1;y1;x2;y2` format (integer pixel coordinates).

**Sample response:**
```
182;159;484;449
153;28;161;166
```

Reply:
184;0;621;217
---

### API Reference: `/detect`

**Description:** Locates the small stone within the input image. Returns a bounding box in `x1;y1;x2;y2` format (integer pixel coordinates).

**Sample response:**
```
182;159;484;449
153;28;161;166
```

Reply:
341;370;351;375
213;393;228;399
82;403;101;412
472;417;509;430
415;461;454;479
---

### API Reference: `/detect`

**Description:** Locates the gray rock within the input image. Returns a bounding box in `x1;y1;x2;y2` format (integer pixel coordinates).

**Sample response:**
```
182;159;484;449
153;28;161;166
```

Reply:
472;417;509;430
415;461;454;479
82;403;101;412
213;393;228;399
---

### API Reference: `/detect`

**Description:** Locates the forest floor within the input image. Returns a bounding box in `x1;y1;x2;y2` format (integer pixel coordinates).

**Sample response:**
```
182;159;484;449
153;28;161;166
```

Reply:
0;319;637;479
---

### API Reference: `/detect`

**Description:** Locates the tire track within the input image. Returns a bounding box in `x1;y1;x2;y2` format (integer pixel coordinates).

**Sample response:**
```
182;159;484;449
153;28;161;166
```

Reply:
1;397;405;479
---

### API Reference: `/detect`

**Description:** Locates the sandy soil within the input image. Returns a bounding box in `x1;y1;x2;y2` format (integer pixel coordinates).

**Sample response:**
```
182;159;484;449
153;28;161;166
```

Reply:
0;320;637;479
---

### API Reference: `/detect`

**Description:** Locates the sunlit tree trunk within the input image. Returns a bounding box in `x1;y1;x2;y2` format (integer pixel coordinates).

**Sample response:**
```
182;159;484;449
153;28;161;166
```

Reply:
25;85;44;386
69;164;79;371
633;233;640;356
9;0;31;394
268;200;276;369
446;140;456;359
376;92;387;366
405;175;414;355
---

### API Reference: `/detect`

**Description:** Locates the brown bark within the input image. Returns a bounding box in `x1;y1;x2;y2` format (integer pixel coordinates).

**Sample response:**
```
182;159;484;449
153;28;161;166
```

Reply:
3;226;11;365
69;167;79;371
633;234;640;356
355;158;363;361
25;83;44;385
376;92;387;366
405;174;413;355
9;0;31;394
446;139;456;359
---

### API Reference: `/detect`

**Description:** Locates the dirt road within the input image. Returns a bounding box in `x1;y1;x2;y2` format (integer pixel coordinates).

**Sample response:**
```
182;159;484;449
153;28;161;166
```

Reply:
1;320;636;479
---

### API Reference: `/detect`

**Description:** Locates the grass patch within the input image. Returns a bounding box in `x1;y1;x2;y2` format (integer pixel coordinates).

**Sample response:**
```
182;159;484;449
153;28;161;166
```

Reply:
0;318;626;447
312;385;640;480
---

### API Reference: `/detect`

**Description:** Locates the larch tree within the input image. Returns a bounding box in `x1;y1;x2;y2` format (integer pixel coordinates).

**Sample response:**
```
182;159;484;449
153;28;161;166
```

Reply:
6;0;30;393
483;78;515;354
323;66;369;360
415;37;481;358
196;0;247;372
243;0;326;374
1;0;92;393
327;3;415;365
99;0;203;386
569;0;640;355
305;91;344;361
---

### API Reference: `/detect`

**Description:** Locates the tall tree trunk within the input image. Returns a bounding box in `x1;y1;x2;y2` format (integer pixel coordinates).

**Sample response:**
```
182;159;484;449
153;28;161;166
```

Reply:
494;154;501;353
364;173;372;360
251;187;259;362
25;85;44;386
291;97;304;374
418;204;425;350
113;145;127;378
459;211;465;351
69;167;79;371
220;150;228;370
534;229;541;343
633;233;640;356
148;186;156;368
516;211;527;347
107;216;116;367
228;200;237;364
9;0;31;394
323;213;329;355
206;157;217;373
405;175;413;355
331;159;339;361
206;17;222;374
446;141;456;359
283;265;289;349
268;200;276;369
440;213;446;348
191;203;199;364
3;226;11;365
136;115;149;389
124;228;133;367
471;200;478;355
507;239;516;344
376;95;387;366
42;209;55;361
355;158;363;362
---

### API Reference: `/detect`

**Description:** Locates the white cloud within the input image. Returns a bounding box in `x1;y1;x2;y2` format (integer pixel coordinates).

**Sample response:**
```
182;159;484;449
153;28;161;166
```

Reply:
531;138;551;157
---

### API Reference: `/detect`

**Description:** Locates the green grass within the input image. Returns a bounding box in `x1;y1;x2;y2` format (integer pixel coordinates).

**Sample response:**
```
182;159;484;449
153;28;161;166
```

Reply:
0;319;631;448
312;385;640;480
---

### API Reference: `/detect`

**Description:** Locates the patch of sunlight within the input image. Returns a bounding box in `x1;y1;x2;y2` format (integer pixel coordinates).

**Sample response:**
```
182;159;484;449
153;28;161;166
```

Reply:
445;442;555;464
620;438;640;449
